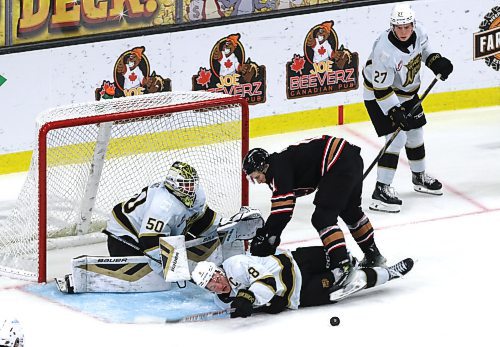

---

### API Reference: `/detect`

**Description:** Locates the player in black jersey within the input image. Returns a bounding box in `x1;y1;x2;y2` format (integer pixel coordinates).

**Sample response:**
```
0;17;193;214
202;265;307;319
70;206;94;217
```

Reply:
243;135;386;288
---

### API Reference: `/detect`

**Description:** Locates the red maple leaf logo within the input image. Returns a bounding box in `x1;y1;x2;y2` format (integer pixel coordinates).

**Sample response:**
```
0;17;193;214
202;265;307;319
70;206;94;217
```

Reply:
318;46;326;56
101;81;116;96
291;55;305;74
129;72;137;82
196;68;212;87
224;60;233;68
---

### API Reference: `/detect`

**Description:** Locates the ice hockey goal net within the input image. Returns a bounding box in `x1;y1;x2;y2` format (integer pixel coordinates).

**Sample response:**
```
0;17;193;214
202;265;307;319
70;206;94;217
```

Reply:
0;91;249;282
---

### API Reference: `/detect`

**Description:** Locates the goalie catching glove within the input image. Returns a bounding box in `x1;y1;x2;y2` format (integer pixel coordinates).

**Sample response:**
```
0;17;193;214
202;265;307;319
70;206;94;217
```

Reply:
217;206;264;243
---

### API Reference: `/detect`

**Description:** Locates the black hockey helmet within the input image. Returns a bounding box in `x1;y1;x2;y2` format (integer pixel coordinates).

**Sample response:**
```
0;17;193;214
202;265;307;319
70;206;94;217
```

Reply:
242;148;269;175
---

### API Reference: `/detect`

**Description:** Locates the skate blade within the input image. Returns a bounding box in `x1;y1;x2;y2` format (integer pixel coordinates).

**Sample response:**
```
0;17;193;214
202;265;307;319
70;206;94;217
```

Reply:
413;185;443;196
369;201;401;213
329;273;367;302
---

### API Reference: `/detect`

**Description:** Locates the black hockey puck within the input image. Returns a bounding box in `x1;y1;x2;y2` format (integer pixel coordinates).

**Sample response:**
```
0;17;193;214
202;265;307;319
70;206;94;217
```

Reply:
330;316;340;326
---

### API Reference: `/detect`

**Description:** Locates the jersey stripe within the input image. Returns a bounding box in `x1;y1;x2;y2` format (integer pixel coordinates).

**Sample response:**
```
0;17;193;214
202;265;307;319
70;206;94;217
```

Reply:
272;253;297;307
374;87;395;101
394;85;420;97
321;137;346;175
185;206;217;237
271;192;296;216
112;203;138;237
254;275;277;294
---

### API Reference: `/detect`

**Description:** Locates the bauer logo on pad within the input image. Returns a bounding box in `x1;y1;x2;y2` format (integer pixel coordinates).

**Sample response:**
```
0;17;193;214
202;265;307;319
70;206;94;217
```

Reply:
160;236;191;282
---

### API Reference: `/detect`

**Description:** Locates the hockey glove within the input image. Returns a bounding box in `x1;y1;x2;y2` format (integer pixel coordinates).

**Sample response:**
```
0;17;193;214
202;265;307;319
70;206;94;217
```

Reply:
257;295;288;315
426;53;453;80
388;105;410;131
250;229;279;257
231;289;255;318
400;96;425;130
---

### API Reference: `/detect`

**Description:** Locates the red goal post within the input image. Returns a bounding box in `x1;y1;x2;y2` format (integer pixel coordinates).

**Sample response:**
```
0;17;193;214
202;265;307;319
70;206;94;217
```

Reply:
0;92;249;283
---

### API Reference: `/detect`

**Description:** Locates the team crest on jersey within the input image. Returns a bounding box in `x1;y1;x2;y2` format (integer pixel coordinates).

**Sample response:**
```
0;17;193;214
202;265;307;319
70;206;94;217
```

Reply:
95;46;172;100
192;34;267;105
473;6;500;71
403;53;422;87
285;20;359;99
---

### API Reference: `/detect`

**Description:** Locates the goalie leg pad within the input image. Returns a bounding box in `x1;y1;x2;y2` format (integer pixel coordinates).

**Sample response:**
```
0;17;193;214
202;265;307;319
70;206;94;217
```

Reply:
68;255;171;293
159;236;191;282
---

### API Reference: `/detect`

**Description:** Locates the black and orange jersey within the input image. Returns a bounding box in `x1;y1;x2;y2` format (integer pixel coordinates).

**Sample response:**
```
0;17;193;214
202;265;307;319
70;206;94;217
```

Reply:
261;135;347;237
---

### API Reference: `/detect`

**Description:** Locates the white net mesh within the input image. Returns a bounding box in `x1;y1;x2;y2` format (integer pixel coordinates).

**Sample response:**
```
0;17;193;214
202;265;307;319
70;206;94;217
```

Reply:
0;91;247;281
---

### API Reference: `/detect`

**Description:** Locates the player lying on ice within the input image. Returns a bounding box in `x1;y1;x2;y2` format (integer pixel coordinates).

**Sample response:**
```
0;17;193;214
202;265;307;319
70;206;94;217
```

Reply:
191;247;414;318
56;161;263;293
241;135;387;294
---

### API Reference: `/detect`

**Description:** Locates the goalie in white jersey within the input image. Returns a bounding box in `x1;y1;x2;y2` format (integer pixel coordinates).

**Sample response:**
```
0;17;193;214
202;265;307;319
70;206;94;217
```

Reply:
363;4;453;213
104;161;222;274
55;161;263;294
192;246;414;318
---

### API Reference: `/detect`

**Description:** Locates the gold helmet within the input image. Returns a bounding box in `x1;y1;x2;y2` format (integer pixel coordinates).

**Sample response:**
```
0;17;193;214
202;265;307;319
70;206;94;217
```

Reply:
164;161;199;207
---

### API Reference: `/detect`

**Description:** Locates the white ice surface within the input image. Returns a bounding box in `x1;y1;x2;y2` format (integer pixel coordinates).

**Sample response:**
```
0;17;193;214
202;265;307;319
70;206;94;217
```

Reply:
1;106;499;346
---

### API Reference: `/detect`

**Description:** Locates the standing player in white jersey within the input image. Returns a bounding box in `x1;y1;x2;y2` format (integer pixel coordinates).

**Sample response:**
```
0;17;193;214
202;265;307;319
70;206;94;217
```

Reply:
191;246;414;318
363;4;453;213
104;161;222;274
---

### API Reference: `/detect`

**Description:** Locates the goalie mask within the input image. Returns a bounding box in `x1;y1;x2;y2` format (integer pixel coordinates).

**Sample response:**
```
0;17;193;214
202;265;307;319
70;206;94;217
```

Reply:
242;148;269;176
164;161;199;208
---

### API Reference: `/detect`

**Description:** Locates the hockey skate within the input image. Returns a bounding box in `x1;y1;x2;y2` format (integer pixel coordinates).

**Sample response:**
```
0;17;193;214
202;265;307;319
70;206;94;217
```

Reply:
387;258;414;280
412;171;443;195
329;270;367;303
55;274;74;294
329;258;357;293
359;245;387;268
369;182;402;213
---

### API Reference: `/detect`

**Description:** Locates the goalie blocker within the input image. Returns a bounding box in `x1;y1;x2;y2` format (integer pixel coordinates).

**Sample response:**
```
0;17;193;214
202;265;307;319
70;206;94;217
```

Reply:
56;207;263;293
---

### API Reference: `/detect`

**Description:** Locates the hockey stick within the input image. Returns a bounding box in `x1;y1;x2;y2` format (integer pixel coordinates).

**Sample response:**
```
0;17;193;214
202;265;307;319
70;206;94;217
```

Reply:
362;74;441;180
101;230;221;265
165;308;234;323
102;230;163;265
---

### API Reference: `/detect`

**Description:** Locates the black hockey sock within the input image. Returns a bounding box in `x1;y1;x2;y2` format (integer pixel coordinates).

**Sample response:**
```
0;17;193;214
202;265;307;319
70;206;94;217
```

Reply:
347;215;377;254
318;225;349;264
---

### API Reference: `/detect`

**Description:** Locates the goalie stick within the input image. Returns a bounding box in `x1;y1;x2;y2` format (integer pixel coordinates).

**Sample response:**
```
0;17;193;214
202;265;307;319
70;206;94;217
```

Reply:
362;74;441;180
102;230;223;266
165;308;234;323
101;206;263;265
102;229;163;265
